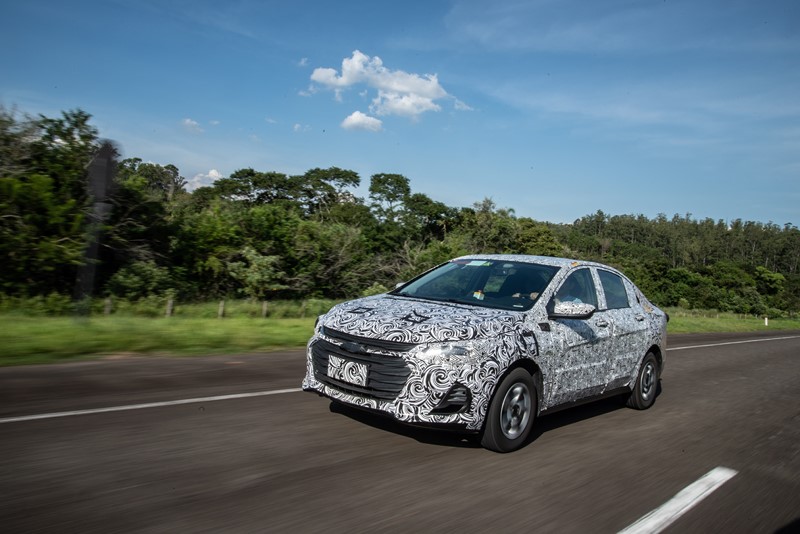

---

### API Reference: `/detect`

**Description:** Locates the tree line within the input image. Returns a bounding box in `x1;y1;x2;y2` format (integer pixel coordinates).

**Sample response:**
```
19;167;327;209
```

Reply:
2;108;798;316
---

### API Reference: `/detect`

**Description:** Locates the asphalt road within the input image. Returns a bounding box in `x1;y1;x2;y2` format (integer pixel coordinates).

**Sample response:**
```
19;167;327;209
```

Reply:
1;331;799;533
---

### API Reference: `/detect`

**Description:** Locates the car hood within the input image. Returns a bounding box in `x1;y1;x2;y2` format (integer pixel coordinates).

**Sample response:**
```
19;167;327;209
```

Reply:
319;294;524;345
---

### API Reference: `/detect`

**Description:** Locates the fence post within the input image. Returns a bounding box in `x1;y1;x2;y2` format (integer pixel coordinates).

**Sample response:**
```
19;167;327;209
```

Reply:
166;298;174;317
104;297;112;316
218;300;225;319
262;301;268;319
764;316;768;326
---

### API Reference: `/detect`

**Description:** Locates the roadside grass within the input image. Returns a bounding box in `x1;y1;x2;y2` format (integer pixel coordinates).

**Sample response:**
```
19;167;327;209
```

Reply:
1;307;799;366
0;316;316;366
664;308;800;334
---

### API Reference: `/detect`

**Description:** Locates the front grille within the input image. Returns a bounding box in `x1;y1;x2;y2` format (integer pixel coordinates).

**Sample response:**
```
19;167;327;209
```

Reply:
311;337;412;400
321;326;417;353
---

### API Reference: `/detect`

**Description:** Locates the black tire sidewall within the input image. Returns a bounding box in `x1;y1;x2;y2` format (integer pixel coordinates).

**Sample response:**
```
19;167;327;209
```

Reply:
629;352;658;410
481;368;537;453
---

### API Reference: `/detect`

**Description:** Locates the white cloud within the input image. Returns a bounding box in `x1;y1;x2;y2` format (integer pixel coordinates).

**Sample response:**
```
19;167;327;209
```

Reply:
209;120;220;126
454;99;473;111
188;168;223;191
370;91;440;118
265;117;277;124
310;50;453;120
293;123;311;132
341;111;383;132
298;57;309;67
182;118;204;133
298;84;318;97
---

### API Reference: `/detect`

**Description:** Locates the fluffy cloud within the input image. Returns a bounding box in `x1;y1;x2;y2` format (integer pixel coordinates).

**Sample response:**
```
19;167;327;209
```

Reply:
371;91;441;118
188;169;223;191
311;50;451;121
341;111;383;132
181;118;203;133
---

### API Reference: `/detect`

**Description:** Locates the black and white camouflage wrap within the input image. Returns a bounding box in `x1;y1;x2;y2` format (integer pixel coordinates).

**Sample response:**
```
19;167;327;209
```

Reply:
302;254;668;431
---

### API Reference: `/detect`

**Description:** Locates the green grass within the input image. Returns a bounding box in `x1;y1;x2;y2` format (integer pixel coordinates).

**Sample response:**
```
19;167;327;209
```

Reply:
1;308;799;366
665;308;800;334
0;316;316;366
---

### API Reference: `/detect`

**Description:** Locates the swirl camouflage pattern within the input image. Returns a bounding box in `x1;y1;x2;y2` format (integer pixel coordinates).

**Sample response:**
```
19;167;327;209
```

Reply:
302;254;668;451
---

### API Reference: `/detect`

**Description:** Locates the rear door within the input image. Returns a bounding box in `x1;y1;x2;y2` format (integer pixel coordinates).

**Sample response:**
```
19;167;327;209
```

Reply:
596;269;649;390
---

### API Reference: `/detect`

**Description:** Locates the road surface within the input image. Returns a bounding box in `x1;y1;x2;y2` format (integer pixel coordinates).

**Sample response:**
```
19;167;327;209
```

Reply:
1;331;798;533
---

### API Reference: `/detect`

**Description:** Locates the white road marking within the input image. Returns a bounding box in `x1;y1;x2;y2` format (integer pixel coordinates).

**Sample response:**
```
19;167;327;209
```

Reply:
0;388;303;424
618;466;738;534
668;335;800;352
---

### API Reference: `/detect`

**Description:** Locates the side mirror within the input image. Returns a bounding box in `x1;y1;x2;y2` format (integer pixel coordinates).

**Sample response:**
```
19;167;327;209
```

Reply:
548;301;596;320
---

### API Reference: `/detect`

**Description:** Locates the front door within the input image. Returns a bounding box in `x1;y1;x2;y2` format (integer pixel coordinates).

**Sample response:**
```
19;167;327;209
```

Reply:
544;268;615;406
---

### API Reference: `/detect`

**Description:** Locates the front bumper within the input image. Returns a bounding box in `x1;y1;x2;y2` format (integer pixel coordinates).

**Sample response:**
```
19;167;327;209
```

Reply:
301;330;501;431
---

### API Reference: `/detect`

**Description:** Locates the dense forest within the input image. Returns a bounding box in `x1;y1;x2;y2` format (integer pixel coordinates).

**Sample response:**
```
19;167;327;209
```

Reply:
2;108;799;315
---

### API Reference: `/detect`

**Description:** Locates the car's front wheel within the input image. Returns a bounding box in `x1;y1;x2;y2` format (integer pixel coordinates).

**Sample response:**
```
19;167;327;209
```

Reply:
626;352;659;410
481;368;537;453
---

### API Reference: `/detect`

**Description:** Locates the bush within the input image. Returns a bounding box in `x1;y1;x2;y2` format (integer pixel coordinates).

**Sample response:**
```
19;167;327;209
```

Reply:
0;292;73;316
361;283;388;297
106;260;173;301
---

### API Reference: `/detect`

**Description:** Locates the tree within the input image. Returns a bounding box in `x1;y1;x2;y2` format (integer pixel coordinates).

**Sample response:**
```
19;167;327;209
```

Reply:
106;260;173;300
30;109;99;204
0;108;99;295
0;106;37;176
403;192;457;242
0;173;85;294
118;158;187;201
369;173;410;222
368;173;412;251
289;220;373;297
228;246;287;299
516;218;563;256
295;166;360;216
458;198;518;253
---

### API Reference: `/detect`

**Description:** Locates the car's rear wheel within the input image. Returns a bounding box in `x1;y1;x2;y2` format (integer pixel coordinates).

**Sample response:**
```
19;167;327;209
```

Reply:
481;368;537;453
626;352;659;410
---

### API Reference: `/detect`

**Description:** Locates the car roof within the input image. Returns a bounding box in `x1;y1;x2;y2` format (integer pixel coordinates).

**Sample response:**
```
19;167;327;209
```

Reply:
452;254;615;271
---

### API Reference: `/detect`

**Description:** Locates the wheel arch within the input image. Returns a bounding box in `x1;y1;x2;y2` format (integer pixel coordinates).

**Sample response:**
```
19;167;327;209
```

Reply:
647;344;664;375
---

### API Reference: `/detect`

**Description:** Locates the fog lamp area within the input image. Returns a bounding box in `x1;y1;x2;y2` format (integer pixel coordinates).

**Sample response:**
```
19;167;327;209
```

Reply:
431;383;472;415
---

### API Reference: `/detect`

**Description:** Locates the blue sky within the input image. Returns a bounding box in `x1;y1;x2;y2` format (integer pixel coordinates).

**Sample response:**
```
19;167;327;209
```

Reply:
2;0;799;225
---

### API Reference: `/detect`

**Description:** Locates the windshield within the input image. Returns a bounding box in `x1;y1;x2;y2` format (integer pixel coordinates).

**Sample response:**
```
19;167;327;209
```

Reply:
392;259;559;311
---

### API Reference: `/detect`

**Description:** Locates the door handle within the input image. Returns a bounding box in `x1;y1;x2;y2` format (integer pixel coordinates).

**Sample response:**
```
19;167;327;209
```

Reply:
595;320;609;328
635;315;645;322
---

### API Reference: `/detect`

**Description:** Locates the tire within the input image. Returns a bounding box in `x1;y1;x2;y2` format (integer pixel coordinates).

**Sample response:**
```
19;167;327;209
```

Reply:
481;368;537;453
626;352;659;410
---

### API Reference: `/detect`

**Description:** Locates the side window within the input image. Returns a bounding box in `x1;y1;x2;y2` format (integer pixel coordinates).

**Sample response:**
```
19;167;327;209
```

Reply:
598;270;630;309
554;269;598;307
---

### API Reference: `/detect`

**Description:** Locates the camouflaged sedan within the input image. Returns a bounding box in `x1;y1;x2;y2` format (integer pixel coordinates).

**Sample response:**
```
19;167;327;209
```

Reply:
302;255;668;452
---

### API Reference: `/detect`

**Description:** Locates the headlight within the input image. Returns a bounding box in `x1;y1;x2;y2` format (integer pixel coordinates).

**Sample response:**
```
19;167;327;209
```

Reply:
417;341;479;365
